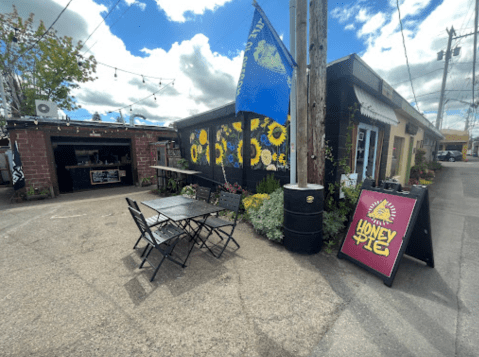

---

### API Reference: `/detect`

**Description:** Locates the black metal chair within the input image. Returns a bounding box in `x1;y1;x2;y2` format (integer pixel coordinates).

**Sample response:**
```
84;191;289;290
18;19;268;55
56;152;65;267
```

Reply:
195;192;242;258
128;207;187;282
195;186;211;202
126;197;169;255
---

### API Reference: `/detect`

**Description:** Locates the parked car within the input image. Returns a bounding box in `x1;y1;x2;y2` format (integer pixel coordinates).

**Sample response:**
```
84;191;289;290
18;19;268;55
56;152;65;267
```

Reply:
437;150;463;162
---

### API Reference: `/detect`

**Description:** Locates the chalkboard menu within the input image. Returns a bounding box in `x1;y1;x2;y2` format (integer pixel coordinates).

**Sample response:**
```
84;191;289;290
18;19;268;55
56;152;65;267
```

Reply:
90;169;121;185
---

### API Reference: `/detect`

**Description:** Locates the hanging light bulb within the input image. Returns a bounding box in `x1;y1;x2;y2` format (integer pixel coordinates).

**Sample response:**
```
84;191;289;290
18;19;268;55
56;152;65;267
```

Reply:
172;80;175;86
153;94;156;101
114;68;117;79
159;79;162;86
130;106;132;112
142;75;145;84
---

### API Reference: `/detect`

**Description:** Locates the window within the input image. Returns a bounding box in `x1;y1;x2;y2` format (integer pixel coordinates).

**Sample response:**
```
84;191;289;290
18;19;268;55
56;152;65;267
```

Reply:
390;136;404;177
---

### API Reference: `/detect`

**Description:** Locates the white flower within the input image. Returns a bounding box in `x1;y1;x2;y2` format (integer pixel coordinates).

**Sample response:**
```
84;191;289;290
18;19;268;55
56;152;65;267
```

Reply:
266;164;277;171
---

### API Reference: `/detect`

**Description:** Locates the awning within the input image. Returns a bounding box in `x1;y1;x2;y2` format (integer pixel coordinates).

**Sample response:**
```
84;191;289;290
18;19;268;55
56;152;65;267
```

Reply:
354;85;399;126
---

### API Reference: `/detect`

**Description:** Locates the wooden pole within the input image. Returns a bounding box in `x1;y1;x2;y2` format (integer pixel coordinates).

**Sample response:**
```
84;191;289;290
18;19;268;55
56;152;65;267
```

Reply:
307;0;327;185
296;0;308;188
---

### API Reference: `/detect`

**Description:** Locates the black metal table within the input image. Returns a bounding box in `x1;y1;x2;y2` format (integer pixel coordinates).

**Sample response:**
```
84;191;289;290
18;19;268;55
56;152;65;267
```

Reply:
141;197;225;264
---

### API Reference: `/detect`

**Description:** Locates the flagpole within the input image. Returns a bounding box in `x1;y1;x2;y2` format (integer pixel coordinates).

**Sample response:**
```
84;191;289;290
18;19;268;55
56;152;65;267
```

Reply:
289;0;297;184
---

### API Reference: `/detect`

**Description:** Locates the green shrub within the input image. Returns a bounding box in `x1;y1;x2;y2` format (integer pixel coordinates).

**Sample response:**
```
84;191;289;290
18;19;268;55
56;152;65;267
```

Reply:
427;161;442;171
323;210;347;242
256;173;281;194
250;188;284;242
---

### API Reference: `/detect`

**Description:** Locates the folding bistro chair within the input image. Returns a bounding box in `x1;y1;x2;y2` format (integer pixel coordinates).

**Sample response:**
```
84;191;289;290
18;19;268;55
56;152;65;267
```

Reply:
128;207;187;282
126;197;169;255
195;186;211;202
195;191;241;258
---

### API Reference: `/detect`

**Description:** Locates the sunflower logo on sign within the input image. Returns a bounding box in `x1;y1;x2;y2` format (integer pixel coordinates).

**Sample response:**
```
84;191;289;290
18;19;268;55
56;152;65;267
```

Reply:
367;199;396;226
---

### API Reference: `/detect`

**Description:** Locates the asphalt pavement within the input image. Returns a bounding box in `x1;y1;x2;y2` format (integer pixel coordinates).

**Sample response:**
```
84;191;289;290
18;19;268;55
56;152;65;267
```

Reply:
0;158;478;356
310;157;479;356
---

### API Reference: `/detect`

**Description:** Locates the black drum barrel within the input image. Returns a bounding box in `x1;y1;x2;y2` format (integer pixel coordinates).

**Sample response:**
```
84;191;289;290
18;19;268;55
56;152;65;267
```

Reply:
283;184;324;254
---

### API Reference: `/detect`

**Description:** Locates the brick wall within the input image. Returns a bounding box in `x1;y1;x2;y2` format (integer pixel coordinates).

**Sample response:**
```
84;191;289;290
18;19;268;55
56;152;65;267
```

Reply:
9;121;176;194
13;129;51;191
132;132;160;185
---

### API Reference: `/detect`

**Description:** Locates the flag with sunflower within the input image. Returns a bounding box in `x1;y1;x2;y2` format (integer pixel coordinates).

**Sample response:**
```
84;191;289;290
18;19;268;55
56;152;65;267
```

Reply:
189;128;210;165
215;121;243;168
250;116;290;171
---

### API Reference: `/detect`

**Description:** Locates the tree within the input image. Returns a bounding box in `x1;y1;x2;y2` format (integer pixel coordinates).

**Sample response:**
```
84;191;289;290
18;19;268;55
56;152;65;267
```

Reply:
91;111;101;121
0;5;97;117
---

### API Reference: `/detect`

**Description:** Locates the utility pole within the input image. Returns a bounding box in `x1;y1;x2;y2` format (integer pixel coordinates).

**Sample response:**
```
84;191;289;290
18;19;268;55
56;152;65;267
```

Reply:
308;0;327;185
296;0;308;188
289;0;297;184
436;26;456;129
469;0;479;131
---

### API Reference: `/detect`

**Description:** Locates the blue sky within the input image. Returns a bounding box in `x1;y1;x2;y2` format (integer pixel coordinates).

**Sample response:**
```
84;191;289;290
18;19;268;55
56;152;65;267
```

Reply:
2;0;478;136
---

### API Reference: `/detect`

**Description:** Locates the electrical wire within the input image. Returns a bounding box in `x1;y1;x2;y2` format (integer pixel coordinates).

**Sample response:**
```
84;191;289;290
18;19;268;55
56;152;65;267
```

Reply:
392;68;443;86
396;0;420;112
14;0;74;60
81;0;122;48
95;61;174;81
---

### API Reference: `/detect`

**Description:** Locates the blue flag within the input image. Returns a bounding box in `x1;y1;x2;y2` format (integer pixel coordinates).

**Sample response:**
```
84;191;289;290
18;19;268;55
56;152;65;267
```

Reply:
235;2;297;125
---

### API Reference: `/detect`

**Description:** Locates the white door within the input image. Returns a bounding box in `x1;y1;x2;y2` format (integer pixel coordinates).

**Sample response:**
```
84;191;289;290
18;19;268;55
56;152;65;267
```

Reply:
354;123;378;182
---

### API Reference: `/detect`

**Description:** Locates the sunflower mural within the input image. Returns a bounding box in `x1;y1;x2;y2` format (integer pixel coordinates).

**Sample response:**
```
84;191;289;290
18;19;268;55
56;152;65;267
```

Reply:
189;128;209;165
250;116;290;171
216;121;243;168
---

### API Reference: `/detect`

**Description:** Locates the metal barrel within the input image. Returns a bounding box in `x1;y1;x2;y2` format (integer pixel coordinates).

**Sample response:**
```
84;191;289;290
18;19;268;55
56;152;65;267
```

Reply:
283;184;324;254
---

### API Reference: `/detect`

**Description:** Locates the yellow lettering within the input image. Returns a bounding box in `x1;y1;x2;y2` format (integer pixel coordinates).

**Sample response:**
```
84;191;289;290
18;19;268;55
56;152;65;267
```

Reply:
377;227;388;241
373;240;390;256
363;236;375;252
387;230;397;244
352;219;368;245
370;224;381;239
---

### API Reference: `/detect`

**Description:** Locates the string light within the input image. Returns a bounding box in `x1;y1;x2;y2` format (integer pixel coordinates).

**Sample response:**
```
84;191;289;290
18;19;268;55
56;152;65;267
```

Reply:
114;68;117;79
159;79;162;86
130;106;132;112
142;75;145;84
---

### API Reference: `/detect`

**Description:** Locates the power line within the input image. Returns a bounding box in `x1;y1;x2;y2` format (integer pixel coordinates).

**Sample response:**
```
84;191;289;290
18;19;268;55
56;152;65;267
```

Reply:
396;0;420;112
109;79;175;113
14;0;74;61
392;68;443;86
81;0;122;48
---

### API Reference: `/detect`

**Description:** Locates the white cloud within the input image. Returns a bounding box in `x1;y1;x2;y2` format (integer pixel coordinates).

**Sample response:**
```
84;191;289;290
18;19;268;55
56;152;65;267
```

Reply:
154;0;233;22
355;9;370;23
357;12;386;37
345;23;356;31
123;0;146;11
6;0;242;124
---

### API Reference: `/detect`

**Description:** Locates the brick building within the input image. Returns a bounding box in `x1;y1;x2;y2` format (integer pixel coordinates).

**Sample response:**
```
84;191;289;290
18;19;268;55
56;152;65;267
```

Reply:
6;117;176;195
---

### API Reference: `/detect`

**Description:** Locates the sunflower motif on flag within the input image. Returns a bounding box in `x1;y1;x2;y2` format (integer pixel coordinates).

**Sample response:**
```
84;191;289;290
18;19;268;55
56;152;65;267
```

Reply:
253;40;286;74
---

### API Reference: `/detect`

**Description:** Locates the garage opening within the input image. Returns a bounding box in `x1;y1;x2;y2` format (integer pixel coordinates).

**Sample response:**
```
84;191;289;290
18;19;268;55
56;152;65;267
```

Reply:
51;137;133;193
